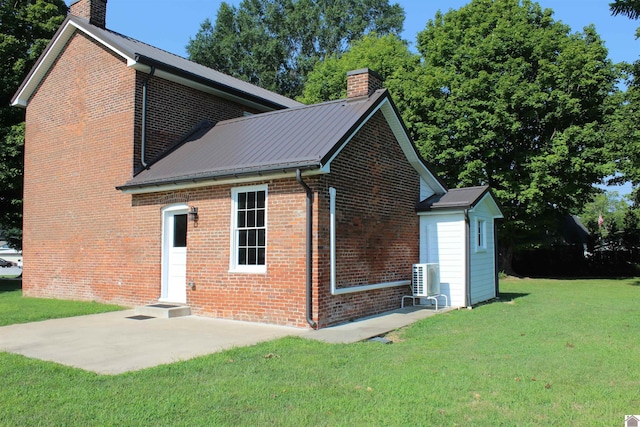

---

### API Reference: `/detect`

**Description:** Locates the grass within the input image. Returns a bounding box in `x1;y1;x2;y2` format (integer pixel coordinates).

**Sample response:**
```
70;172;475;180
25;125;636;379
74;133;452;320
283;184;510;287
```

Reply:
0;280;124;326
1;277;640;425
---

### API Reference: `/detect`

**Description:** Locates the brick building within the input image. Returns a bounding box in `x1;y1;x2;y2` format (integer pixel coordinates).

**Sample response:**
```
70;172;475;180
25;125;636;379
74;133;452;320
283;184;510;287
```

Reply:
12;0;503;328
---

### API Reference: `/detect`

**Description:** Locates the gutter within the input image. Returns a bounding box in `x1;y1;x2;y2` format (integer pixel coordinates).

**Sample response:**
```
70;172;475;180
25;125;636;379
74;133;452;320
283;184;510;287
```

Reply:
140;65;156;169
464;209;472;308
133;54;294;111
296;169;317;329
494;220;500;297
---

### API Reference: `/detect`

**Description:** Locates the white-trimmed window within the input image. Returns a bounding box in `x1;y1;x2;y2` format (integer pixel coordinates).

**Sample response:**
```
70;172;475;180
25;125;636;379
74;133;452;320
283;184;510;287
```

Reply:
230;184;267;272
476;219;487;251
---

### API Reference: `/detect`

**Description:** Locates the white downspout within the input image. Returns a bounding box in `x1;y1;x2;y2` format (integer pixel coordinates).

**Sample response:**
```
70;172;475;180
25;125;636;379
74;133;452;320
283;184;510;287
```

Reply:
330;187;408;295
330;187;337;295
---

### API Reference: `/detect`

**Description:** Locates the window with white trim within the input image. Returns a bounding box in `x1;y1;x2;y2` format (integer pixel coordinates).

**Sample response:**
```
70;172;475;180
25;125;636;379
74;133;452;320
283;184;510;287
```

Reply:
477;219;487;251
231;185;267;272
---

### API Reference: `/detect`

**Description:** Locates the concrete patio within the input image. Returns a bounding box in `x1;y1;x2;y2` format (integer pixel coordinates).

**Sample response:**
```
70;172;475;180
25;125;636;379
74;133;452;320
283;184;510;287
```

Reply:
0;305;453;374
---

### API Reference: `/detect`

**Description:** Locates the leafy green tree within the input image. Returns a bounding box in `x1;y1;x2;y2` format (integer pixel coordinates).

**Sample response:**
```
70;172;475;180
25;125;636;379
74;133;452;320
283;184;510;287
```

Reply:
580;191;628;247
410;0;620;272
299;33;418;104
609;0;640;249
623;187;640;249
0;0;67;248
186;0;405;99
610;0;640;22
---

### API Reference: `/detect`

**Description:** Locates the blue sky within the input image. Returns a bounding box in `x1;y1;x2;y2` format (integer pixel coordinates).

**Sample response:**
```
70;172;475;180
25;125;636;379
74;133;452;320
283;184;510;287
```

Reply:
85;0;639;65
70;0;638;195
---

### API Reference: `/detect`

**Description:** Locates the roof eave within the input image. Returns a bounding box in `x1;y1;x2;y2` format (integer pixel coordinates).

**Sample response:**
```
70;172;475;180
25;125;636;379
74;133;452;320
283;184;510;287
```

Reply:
132;55;293;111
12;17;78;107
12;16;299;112
117;164;324;194
377;94;448;194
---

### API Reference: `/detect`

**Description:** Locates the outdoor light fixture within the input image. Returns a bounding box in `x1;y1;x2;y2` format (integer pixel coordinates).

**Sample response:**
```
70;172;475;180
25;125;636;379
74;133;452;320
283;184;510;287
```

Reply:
188;206;198;223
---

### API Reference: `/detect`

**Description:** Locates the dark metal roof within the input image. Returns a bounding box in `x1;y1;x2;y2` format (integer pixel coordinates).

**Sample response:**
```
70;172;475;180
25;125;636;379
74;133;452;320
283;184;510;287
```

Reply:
118;90;389;190
417;185;492;211
12;15;301;110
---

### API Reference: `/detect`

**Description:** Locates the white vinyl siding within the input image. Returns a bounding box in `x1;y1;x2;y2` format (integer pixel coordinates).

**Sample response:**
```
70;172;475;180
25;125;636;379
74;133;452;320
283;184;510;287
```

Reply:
420;213;467;307
420;208;499;307
469;211;497;304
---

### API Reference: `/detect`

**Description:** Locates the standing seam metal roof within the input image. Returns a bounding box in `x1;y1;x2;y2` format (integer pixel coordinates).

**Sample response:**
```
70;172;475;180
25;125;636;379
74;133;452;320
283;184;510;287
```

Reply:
118;90;388;189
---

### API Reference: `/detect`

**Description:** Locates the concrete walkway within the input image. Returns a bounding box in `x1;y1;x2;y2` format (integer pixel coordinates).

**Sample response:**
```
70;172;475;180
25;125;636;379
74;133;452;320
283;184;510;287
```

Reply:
0;306;452;375
301;306;453;343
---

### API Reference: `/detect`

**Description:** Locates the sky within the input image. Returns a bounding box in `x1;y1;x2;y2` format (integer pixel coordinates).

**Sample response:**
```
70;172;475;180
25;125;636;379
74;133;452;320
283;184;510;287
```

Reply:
69;0;639;195
90;0;640;65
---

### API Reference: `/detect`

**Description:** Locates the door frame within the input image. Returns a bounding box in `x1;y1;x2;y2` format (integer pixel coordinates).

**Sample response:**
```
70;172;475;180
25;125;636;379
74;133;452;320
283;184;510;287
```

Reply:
160;204;189;303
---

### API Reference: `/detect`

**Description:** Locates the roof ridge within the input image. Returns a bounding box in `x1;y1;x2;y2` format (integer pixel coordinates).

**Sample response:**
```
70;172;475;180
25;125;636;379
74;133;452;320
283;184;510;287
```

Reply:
103;26;187;61
217;90;387;127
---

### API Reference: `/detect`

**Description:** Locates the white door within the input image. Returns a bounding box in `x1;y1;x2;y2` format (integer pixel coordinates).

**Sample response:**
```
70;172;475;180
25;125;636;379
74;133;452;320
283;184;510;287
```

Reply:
161;207;188;303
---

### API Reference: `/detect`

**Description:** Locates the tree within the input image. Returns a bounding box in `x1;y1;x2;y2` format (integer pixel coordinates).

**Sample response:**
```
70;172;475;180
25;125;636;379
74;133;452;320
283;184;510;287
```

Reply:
0;0;67;248
299;33;418;104
609;0;640;249
580;190;628;247
410;0;620;273
610;0;640;21
186;0;405;99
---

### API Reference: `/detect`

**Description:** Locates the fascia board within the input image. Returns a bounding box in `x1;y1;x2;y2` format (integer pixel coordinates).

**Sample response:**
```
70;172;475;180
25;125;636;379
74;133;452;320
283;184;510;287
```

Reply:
118;168;326;195
11;18;137;107
319;97;384;170
378;99;447;195
319;94;447;199
12;18;282;112
474;191;505;219
128;63;278;112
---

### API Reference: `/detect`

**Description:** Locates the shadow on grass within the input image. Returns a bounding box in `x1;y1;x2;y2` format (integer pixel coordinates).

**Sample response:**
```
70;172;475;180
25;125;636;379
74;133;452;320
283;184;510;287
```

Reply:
497;292;529;302
0;278;22;292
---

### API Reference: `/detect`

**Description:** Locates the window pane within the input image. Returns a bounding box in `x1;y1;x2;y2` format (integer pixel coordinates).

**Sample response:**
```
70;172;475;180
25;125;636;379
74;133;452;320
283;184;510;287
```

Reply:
173;214;187;247
234;189;267;267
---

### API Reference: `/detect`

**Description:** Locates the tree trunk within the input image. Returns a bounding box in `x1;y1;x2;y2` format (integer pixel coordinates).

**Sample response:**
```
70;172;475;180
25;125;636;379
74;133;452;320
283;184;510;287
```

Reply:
498;243;517;276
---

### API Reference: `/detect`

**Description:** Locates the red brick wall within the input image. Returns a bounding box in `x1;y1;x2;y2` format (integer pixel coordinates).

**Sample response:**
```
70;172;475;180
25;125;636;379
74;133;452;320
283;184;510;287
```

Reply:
22;31;154;304
315;110;420;327
133;76;259;170
22;29;420;329
21;31;259;308
131;178;310;327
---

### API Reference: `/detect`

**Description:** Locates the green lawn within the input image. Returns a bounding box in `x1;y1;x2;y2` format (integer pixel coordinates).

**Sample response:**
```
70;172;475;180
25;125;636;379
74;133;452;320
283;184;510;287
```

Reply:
1;278;639;425
0;280;123;326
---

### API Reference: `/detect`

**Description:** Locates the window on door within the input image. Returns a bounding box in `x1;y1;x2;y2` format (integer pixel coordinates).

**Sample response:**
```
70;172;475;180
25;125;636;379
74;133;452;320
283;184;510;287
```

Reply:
231;185;267;272
173;214;187;247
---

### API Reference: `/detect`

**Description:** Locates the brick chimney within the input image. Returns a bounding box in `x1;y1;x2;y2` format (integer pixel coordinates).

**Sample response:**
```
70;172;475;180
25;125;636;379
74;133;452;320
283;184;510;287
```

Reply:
346;68;383;98
70;0;107;28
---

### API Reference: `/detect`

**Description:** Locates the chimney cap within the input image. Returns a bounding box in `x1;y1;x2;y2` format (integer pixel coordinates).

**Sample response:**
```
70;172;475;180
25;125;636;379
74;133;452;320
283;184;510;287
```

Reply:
346;68;383;81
